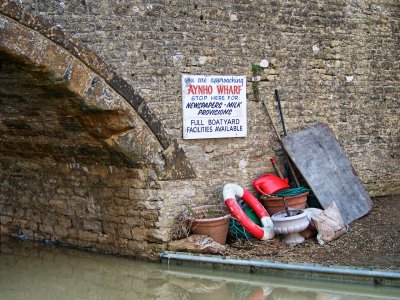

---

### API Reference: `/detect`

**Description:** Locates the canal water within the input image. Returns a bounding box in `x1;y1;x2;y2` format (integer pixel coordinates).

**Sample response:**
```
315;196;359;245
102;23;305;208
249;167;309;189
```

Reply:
0;236;398;300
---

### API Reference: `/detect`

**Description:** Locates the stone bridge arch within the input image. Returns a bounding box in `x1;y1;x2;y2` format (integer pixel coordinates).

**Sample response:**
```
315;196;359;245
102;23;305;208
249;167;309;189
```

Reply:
0;0;194;180
0;0;194;259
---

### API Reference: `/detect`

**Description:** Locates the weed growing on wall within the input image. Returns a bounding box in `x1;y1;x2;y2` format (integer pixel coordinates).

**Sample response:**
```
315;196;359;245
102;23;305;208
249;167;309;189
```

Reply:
251;64;265;101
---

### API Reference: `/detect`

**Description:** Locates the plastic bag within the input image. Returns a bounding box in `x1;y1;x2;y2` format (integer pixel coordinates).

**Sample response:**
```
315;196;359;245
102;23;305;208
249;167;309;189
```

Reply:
306;201;348;245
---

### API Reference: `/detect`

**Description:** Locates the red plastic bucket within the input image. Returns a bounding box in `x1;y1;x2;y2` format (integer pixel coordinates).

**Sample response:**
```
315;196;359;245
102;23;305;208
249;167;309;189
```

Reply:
252;174;290;195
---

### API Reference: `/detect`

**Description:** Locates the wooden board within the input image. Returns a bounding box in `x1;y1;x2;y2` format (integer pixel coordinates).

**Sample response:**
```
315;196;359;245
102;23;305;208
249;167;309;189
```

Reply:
282;123;372;225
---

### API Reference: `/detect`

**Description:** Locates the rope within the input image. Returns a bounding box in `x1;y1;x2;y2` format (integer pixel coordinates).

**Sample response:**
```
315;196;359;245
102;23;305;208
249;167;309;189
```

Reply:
228;204;261;240
229;218;253;239
271;186;309;197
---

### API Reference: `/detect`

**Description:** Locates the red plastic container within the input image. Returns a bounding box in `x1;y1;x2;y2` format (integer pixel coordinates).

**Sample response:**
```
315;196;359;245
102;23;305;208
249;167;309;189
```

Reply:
252;174;290;195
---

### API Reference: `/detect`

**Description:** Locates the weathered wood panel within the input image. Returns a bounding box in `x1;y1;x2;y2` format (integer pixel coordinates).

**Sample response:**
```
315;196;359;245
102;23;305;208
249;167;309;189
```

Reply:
282;123;372;225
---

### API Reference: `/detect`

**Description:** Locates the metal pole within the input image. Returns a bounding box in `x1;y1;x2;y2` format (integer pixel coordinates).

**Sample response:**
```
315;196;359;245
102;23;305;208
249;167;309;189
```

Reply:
161;252;400;280
275;89;287;136
260;98;300;187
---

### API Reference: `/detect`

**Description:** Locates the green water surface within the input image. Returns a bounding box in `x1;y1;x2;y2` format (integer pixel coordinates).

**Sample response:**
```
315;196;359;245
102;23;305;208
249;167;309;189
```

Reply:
0;237;398;300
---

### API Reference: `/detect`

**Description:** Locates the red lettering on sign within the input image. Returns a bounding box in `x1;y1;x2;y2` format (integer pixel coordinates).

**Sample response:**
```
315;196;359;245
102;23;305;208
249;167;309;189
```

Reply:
216;85;242;94
187;85;213;94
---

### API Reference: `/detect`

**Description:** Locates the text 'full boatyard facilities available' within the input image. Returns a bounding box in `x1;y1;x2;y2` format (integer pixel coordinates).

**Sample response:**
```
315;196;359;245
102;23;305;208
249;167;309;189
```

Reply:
182;74;247;139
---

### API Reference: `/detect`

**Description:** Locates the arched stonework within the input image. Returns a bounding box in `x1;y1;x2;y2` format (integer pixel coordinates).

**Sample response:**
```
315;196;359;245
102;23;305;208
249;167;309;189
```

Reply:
0;0;195;180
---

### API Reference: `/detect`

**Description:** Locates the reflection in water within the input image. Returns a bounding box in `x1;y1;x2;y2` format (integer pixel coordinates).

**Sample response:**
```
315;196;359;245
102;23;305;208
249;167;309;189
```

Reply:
245;286;357;299
0;237;397;300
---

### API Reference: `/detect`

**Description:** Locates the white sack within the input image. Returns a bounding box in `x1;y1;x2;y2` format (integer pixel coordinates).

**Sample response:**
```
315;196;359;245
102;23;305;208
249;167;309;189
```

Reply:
306;201;348;245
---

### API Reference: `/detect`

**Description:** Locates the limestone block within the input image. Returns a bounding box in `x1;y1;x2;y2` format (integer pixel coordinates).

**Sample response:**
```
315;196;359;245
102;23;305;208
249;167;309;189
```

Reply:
97;233;112;244
57;216;72;228
0;226;10;233
127;239;147;252
124;217;138;226
128;188;150;200
78;230;98;242
83;219;102;232
0;215;12;224
53;225;68;237
1;205;14;216
49;199;67;213
102;221;117;235
39;223;54;235
131;227;152;241
117;223;132;239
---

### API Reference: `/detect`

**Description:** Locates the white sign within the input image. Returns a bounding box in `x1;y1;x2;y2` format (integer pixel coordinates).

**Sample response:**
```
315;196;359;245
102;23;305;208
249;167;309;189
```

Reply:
182;75;247;139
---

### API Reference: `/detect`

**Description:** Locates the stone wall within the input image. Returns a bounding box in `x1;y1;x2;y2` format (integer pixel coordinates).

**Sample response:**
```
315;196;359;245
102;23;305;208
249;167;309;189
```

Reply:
0;0;399;259
22;0;398;195
0;50;164;259
0;159;165;258
0;6;180;259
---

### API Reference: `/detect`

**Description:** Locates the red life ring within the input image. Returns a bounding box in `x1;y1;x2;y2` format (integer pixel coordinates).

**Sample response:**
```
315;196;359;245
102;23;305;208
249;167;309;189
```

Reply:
223;183;275;240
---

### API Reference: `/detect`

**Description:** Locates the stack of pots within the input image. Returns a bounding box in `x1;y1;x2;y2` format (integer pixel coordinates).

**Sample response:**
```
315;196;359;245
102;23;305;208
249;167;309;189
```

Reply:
260;192;309;215
252;174;308;215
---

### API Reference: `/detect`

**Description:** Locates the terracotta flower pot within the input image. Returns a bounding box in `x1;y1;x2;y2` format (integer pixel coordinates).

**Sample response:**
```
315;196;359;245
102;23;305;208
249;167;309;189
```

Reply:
190;205;230;245
260;192;309;216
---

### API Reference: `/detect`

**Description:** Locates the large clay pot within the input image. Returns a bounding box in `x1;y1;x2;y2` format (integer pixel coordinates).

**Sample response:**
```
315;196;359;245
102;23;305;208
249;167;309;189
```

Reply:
190;205;230;245
260;192;309;216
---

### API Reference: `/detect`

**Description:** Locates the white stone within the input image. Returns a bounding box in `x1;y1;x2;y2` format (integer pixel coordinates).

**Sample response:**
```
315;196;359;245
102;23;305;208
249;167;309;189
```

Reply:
312;45;320;53
239;159;247;172
229;13;238;21
259;59;269;68
198;56;207;65
172;52;184;61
